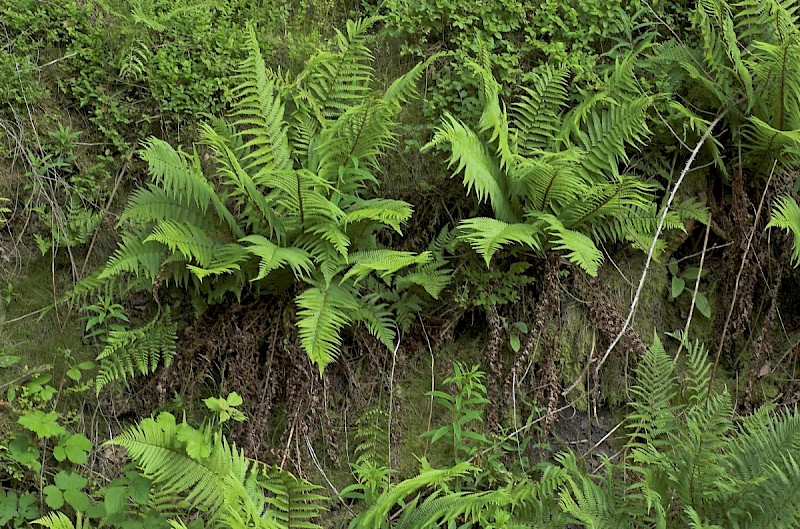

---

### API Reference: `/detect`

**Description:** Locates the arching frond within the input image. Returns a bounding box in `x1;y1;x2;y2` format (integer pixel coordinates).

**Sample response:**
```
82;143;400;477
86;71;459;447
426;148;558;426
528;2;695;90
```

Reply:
296;283;359;373
230;27;292;174
540;215;604;276
343;250;432;283
425;115;516;223
766;194;800;265
458;218;542;266
95;311;177;393
513;65;570;153
241;234;314;280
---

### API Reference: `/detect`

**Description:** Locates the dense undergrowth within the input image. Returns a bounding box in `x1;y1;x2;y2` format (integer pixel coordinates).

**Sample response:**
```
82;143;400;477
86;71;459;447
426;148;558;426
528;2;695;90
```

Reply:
1;0;800;527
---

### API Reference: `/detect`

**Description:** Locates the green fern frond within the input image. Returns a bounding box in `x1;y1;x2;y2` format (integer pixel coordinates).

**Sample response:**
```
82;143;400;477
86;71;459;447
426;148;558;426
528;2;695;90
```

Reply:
513;65;570;153
240;235;314;281
99;233;165;281
511;151;587;211
260;467;326;529
95;311;177;393
297;18;375;122
352;294;396;351
458;218;542;266
394;263;452;299
145;220;216;268
296;283;359;374
571;97;652;181
343;250;432;283
766;194;800;265
345;198;413;234
186;244;250;282
119;185;216;230
230;27;292;174
106;412;254;521
425;115;517;223
382;54;441;107
540;215;604;276
33;512;89;529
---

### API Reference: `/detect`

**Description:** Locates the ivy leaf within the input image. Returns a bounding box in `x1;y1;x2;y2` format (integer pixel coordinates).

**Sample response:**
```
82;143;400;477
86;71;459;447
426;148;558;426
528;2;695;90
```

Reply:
695;292;712;318
671;276;685;299
17;410;66;439
44;486;65;509
104;486;128;515
63;489;91;512
61;433;93;464
176;424;211;460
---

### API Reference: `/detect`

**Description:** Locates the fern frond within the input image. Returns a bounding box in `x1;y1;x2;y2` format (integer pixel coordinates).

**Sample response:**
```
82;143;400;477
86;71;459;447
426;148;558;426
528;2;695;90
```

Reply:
144;220;216;268
99;233;164;281
296;283;359;373
513;65;570;153
106;412;254;521
297;18;375;122
241;235;314;280
230;27;292;174
571;97;652;181
352;294;396;351
345;198;413;234
425;115;517;223
343;250;432;283
540;215;604;276
766;194;800;265
33;512;89;529
458;218;542;266
260;467;326;529
95;311;177;393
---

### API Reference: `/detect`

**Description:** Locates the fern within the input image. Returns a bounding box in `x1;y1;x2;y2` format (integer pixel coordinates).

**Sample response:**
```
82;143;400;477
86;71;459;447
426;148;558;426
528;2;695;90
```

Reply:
94;18;441;374
296;284;359;374
766;194;800;265
458;218;542;266
95;310;177;393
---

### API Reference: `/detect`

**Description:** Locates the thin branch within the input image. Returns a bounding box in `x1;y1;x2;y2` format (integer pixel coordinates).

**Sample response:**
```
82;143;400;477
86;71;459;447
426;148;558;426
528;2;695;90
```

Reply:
594;110;727;375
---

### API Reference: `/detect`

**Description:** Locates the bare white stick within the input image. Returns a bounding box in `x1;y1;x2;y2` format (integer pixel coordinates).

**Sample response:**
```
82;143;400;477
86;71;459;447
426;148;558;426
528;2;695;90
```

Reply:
594;111;726;375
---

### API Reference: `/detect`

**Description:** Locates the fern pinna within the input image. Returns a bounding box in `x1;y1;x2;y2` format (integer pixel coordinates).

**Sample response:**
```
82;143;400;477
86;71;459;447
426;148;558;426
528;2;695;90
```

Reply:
96;19;447;374
425;57;692;276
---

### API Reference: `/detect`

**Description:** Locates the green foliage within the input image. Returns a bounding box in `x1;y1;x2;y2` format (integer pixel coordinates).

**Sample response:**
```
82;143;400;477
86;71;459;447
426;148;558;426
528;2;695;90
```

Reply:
95;20;443;374
421;362;490;463
767;194;800;266
668;258;713;318
105;409;326;528
426;60;684;276
94;310;177;394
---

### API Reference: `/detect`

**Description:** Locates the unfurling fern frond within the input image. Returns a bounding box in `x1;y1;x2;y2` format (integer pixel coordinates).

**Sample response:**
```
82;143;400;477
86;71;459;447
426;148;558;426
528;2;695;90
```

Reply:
766;194;800;266
458;218;542;266
95;311;177;393
296;284;359;374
